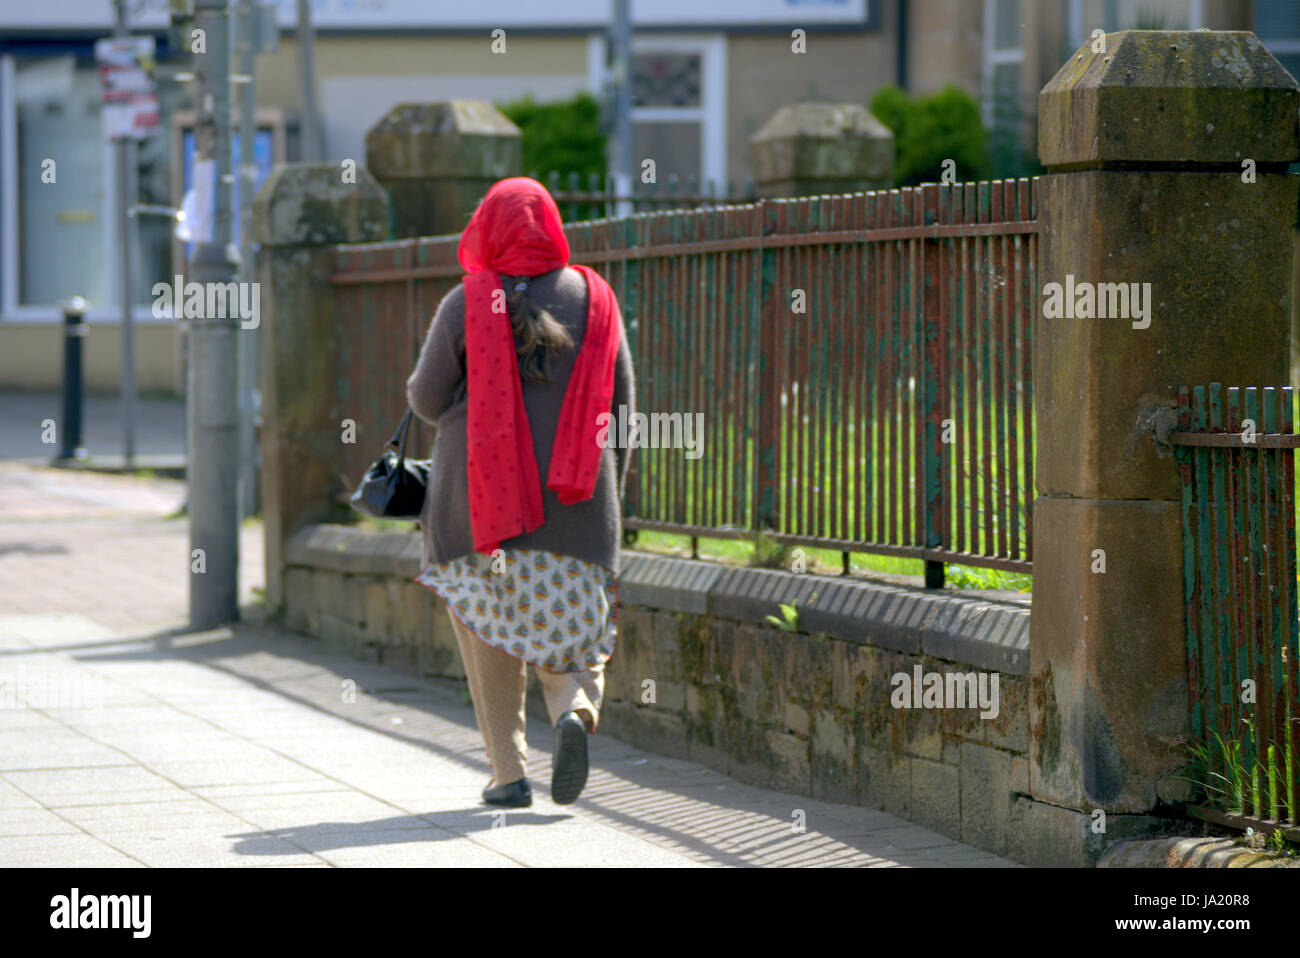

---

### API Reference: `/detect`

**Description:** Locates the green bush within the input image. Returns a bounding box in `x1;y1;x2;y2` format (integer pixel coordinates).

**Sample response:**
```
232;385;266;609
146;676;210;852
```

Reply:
869;84;992;187
496;92;607;183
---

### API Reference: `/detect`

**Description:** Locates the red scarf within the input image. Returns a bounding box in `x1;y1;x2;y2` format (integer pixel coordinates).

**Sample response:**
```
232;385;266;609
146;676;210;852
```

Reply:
457;177;621;554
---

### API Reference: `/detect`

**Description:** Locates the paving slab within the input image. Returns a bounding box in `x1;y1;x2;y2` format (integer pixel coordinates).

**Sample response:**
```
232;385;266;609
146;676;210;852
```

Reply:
0;832;144;867
310;838;522;868
0;808;84;837
103;828;325;868
0;465;1020;868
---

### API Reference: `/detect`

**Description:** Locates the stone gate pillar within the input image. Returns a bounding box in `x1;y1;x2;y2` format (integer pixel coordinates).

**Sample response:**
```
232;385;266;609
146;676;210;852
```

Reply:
365;101;522;239
750;102;895;197
252;164;390;608
1024;30;1299;866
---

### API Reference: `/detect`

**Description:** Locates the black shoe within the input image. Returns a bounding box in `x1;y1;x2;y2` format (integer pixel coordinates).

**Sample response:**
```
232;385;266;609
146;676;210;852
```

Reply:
482;777;532;808
551;711;589;805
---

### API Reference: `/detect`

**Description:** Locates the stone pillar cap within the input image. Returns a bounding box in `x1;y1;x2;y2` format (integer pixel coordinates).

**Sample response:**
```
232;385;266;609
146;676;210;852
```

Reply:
252;164;390;248
751;101;894;143
1039;30;1300;169
751;101;894;183
365;100;522;180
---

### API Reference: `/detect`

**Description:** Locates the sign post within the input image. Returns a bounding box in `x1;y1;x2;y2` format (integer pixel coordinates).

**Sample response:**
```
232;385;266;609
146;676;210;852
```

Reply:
95;17;160;468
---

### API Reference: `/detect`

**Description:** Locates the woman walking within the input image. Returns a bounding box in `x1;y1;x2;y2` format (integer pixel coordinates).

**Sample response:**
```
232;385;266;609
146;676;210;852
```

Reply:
407;177;635;808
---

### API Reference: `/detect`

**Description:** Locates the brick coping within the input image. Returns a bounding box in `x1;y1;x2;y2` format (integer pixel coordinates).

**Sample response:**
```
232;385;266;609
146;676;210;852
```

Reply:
286;524;1030;676
1098;836;1300;868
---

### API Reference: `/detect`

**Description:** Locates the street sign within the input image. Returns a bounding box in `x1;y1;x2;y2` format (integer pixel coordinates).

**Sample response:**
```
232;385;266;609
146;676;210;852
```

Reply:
94;36;162;141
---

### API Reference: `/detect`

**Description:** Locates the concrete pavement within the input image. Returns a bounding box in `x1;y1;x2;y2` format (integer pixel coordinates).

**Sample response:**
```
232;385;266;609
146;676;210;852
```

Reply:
0;463;1017;867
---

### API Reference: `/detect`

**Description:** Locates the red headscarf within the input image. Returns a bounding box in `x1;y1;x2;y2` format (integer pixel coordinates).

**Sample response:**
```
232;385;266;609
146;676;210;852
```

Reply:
457;177;622;554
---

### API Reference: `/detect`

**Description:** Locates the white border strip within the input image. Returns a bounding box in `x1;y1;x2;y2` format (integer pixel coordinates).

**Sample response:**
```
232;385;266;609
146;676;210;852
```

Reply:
1;54;18;318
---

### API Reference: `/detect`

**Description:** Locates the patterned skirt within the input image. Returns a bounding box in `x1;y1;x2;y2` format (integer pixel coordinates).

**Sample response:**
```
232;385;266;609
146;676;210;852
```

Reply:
415;549;618;673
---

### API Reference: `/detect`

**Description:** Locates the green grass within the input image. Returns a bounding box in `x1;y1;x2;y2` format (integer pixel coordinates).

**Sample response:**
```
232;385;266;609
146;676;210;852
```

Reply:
1182;718;1298;825
764;602;800;632
354;516;417;533
627;367;1034;589
628;528;1030;592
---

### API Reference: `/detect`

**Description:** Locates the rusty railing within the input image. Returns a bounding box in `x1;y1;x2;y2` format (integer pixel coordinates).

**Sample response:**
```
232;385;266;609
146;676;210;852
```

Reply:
330;179;1038;581
1172;384;1300;828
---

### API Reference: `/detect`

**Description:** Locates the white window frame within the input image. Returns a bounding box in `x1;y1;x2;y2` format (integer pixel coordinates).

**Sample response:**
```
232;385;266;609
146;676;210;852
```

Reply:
586;32;727;194
1254;0;1300;60
1;52;164;325
1066;0;1084;54
1069;0;1204;48
982;0;1025;129
1259;36;1300;59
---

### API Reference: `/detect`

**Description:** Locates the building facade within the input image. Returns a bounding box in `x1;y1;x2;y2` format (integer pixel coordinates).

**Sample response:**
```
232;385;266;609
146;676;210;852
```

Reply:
1;0;1295;393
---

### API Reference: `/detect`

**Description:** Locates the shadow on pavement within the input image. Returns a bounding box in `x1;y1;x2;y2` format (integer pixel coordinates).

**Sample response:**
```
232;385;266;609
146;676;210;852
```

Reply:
0;542;71;557
226;809;573;857
51;616;1002;867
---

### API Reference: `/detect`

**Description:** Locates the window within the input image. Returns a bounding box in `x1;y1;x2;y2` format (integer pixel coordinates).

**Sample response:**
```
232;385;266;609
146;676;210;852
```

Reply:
631;50;704;187
1255;0;1300;84
590;34;726;198
9;56;111;309
983;0;1024;174
632;52;702;109
2;48;181;320
1067;0;1205;55
983;0;1023;126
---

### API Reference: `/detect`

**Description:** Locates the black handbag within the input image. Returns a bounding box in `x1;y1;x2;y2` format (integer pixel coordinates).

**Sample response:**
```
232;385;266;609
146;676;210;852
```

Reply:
349;408;431;519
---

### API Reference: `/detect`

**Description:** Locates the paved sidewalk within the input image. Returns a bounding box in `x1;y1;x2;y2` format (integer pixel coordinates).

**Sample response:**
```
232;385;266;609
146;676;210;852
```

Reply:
0;464;1017;867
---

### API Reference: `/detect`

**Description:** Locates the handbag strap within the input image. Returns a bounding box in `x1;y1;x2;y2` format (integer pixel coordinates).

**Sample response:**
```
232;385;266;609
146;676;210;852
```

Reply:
387;408;414;461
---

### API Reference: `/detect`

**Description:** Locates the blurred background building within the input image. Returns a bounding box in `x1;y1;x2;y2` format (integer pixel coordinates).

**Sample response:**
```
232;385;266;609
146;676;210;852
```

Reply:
0;0;1295;396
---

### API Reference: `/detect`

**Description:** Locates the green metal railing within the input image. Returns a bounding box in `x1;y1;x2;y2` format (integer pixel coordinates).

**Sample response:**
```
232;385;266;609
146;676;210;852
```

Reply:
1173;384;1300;828
330;179;1038;582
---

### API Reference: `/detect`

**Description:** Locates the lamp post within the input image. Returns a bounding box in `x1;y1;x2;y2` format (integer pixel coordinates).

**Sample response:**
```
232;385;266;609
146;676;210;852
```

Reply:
188;0;240;629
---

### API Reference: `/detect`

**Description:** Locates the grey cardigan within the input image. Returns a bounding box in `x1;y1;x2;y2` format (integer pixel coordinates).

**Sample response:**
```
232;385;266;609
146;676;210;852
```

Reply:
406;265;635;575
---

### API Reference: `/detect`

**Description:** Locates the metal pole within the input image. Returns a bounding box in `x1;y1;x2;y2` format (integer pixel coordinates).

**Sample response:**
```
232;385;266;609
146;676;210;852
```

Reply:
118;143;135;466
895;0;908;91
235;0;258;519
113;0;136;467
296;0;319;161
610;0;633;218
189;0;240;629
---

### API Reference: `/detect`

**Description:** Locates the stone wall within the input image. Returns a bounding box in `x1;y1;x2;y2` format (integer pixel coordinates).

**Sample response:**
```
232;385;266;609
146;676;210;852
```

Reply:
282;523;1053;861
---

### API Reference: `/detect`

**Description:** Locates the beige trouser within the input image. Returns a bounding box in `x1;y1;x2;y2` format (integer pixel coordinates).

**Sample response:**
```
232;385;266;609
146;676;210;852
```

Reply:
449;611;604;786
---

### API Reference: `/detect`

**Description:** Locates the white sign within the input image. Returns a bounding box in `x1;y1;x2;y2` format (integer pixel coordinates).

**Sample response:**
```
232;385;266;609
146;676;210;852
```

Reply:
94;36;161;141
2;0;871;30
178;159;216;244
268;0;871;29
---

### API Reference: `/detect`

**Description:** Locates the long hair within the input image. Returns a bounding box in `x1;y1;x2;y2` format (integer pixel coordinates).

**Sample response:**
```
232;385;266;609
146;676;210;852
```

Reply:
503;276;574;383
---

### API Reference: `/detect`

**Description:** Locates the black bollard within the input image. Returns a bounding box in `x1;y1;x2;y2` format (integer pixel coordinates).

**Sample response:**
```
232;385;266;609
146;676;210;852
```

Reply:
56;297;88;462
